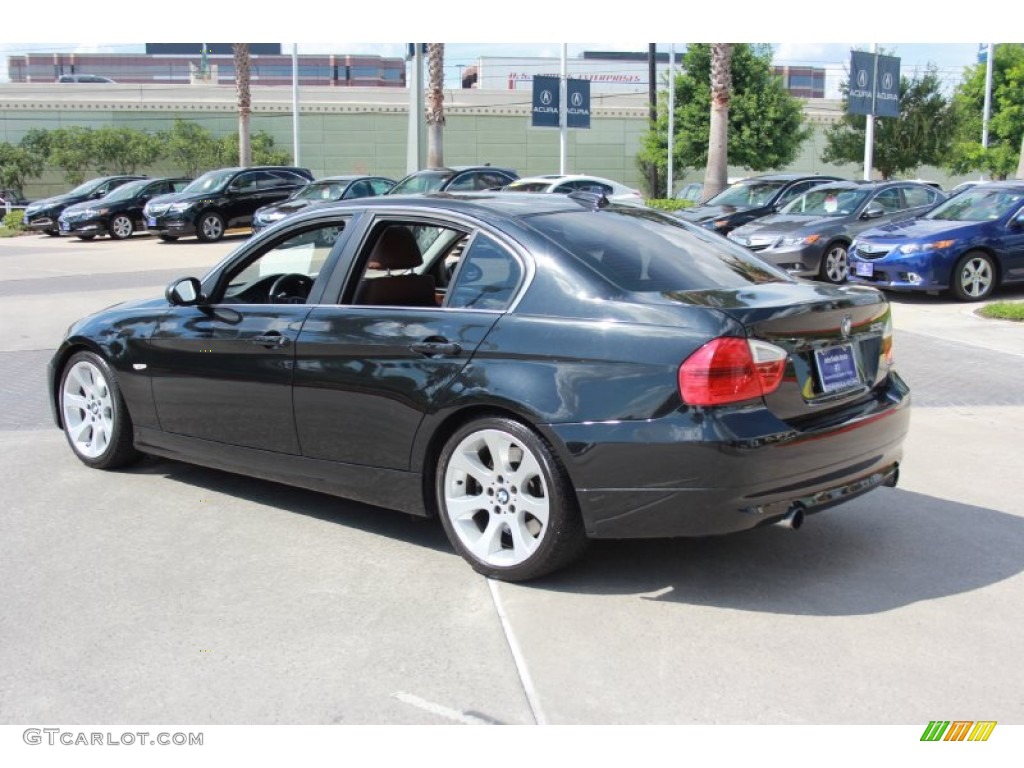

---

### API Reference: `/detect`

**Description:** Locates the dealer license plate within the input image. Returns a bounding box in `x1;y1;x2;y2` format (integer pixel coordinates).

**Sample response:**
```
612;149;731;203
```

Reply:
60;222;70;232
814;343;860;393
147;217;157;227
855;261;874;277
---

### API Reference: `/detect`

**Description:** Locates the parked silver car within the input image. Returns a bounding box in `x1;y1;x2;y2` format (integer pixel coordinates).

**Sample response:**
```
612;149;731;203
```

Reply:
727;181;945;283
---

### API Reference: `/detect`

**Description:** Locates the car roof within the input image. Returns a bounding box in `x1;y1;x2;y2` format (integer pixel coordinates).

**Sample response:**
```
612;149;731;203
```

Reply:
737;173;843;183
312;175;392;183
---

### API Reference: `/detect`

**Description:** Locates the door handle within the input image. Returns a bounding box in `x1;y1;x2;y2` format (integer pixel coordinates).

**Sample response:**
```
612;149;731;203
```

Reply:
249;333;291;348
410;340;462;357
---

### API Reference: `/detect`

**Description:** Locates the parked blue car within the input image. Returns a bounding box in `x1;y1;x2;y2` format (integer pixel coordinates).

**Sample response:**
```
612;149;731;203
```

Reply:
849;182;1024;301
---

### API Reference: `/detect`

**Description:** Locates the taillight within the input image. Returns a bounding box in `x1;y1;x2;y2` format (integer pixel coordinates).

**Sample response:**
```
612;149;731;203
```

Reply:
678;337;788;406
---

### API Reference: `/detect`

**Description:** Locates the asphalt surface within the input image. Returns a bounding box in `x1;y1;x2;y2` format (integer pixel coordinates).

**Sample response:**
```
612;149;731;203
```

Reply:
1;232;1023;734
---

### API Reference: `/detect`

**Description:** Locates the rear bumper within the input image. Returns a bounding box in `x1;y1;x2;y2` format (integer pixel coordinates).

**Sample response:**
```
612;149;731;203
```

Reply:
544;373;911;539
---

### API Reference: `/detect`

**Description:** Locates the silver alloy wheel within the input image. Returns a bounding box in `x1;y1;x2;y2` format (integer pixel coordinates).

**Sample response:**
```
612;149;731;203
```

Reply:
61;360;114;459
822;244;849;282
959;255;993;299
110;214;133;239
442;428;550;567
200;214;224;240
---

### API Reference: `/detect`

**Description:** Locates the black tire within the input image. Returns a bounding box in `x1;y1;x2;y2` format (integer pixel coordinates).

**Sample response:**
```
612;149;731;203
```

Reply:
45;230;60;237
58;351;140;470
109;214;134;240
950;250;997;302
196;211;225;243
76;234;96;241
435;416;588;581
157;234;178;242
818;241;849;283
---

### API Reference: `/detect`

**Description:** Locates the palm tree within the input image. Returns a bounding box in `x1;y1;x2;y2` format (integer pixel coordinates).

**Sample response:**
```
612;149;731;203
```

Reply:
426;43;445;168
233;44;252;167
703;44;733;200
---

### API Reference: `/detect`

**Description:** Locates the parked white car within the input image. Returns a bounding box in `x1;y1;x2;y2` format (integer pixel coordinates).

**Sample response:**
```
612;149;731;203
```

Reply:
503;174;645;205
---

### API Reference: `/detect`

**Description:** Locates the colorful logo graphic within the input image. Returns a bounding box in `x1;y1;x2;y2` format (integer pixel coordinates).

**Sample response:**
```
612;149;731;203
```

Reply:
921;721;997;742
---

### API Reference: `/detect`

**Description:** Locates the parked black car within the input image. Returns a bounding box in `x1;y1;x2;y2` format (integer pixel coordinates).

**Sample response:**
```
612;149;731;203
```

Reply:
388;165;519;195
24;176;146;236
727;181;945;283
143;166;313;242
49;192;909;581
252;175;395;233
676;173;844;236
57;177;192;240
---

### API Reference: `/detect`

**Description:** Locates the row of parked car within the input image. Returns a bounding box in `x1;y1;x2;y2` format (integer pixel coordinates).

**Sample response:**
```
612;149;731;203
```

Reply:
23;167;1024;301
675;173;1024;301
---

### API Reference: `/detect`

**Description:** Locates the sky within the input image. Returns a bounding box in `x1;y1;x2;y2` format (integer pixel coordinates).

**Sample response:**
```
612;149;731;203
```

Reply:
0;1;996;92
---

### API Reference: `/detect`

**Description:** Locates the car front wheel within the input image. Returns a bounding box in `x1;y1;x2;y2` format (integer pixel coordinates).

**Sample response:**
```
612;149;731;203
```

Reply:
436;417;588;581
110;214;134;240
59;351;140;469
819;242;849;283
196;211;225;242
951;251;996;302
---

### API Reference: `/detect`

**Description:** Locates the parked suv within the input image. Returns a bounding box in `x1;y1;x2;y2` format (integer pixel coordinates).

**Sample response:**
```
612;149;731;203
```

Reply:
388;165;518;195
58;177;191;240
676;173;844;235
144;166;314;242
24;176;146;236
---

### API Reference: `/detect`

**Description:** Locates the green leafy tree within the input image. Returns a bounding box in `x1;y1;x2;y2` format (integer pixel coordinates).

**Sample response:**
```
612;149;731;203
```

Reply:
92;127;164;175
47;127;96;185
947;44;1024;179
215;130;291;167
822;62;957;179
161;119;222;177
639;44;809;183
0;142;45;198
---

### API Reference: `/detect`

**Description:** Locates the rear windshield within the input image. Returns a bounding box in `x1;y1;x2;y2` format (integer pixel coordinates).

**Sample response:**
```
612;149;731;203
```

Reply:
528;208;790;292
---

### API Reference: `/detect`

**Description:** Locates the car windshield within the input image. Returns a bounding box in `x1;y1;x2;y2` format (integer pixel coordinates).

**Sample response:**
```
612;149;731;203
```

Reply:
782;187;870;217
67;178;108;196
390;171;453;194
287;182;340;201
705;180;786;208
925;188;1024;221
100;179;150;202
529;208;789;293
182;169;236;195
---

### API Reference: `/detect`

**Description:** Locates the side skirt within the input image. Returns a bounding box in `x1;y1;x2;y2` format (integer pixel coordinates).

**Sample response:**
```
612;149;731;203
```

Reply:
134;427;428;516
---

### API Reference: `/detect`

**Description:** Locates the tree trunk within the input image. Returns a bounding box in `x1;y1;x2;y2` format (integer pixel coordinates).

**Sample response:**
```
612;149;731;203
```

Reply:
648;44;658;199
1017;132;1024;180
233;44;252;167
426;43;445;168
703;44;733;200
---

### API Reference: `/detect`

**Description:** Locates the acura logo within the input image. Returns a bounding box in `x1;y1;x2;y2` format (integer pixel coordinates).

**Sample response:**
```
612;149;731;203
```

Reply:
841;315;853;338
570;91;583;107
540;90;552;105
857;69;868;88
881;72;894;90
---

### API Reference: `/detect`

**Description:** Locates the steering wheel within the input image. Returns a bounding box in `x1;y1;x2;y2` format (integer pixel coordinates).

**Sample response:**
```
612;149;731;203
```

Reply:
268;273;313;304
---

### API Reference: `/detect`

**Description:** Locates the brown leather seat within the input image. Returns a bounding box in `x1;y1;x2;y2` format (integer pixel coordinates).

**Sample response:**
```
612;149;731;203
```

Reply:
353;226;437;307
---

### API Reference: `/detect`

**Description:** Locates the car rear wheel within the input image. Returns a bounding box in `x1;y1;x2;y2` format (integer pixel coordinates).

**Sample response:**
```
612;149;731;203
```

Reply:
950;251;996;302
59;351;140;469
436;417;588;581
197;211;225;242
110;214;134;240
818;242;849;283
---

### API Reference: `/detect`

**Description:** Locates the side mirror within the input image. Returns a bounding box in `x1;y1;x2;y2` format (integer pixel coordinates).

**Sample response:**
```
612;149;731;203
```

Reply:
862;204;885;220
1011;212;1024;229
166;277;204;307
92;190;106;199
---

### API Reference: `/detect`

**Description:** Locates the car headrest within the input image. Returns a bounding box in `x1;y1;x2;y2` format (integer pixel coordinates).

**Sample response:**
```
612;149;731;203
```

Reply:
368;227;423;271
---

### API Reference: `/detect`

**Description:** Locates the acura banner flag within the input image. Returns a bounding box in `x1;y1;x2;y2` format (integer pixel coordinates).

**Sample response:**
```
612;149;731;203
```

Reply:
848;51;900;118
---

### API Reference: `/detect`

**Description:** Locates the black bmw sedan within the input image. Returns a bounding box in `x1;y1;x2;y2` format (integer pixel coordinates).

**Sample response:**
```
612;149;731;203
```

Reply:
48;192;910;581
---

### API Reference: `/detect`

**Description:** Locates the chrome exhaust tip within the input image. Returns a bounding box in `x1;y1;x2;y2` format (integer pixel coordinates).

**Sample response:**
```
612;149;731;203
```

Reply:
883;464;899;488
774;504;805;530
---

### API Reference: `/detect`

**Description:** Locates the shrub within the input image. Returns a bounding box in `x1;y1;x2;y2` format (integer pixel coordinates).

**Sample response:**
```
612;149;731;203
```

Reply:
645;199;696;212
2;208;26;230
